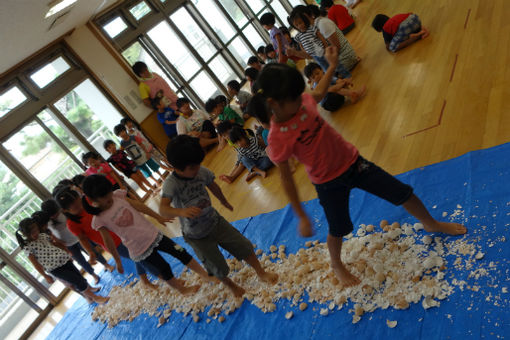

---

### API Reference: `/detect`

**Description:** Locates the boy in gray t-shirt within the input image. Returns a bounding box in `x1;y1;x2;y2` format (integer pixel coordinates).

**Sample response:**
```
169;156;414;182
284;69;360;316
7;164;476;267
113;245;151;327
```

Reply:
160;135;278;297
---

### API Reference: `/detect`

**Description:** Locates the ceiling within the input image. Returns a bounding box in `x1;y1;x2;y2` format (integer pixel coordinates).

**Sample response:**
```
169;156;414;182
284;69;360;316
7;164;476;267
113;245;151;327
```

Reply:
0;0;119;74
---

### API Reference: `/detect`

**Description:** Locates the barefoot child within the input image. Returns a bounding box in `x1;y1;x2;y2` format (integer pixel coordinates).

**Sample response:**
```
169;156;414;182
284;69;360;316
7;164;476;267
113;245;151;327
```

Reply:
304;62;366;111
82;174;212;295
39;200;114;283
15;218;109;304
371;13;429;52
205;97;244;126
55;187;159;288
160;135;278;297
248;46;466;288
229;126;273;181
176;97;218;148
103;140;154;195
216;121;246;184
227;80;252;118
82;152;124;191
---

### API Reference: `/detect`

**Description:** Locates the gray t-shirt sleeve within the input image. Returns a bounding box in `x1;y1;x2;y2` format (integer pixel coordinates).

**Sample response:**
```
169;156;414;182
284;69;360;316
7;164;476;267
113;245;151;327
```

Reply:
161;176;176;199
199;167;215;186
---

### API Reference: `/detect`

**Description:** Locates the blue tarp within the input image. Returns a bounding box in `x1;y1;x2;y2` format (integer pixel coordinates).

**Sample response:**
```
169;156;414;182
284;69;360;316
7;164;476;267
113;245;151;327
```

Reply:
48;143;510;339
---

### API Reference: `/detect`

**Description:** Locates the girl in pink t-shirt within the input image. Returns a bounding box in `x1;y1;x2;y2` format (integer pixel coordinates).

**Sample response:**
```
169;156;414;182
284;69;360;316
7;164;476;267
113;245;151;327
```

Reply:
81;174;215;295
247;46;466;288
82;152;124;191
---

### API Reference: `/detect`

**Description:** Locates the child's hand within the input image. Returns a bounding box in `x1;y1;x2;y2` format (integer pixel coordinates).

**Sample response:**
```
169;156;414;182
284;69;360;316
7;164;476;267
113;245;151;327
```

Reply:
179;206;202;218
88;253;97;265
115;260;124;274
44;274;55;284
221;199;234;211
324;46;339;67
156;215;174;225
298;216;314;237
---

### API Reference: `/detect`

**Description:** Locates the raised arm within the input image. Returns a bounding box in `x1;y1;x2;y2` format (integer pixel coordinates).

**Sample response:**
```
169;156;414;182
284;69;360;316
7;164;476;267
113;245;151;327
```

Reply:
310;46;339;103
277;160;313;237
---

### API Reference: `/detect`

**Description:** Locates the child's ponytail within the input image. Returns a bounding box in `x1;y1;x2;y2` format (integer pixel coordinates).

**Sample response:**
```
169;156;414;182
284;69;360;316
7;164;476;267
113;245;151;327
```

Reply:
81;196;102;216
54;188;82;223
15;231;26;249
16;218;36;249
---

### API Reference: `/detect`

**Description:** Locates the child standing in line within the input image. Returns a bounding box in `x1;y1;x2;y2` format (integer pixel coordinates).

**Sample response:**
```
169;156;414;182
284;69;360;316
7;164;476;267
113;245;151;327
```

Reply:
159;135;278;297
372;13;429;53
229;126;273;181
82;175;215;295
39;201;114;283
16;218;109;304
304;62;366;111
114;124;164;184
103;140;154;194
55;187;159;288
82;152;124;191
121;118;173;172
227;80;252;117
247;46;466;287
260;12;288;64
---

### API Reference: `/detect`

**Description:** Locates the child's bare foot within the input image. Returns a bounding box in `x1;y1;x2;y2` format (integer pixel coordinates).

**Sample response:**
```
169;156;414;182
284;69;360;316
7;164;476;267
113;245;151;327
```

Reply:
93;274;100;284
104;263;115;272
90;286;100;293
220;175;233;184
93;295;110;304
259;271;278;285
179;284;201;295
332;264;360;287
350;85;367;104
245;172;258;182
421;28;430;39
253;168;267;178
424;221;466;235
140;276;159;290
229;284;246;298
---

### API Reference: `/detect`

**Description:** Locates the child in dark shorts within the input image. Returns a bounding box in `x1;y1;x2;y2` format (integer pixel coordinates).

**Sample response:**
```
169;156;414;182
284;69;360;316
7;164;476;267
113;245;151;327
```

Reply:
104;140;154;194
159;135;278;298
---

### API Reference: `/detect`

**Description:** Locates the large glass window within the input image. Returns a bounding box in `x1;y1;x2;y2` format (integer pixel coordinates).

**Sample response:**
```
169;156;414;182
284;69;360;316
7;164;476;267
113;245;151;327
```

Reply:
129;1;152;21
148;21;201;79
29;57;71;89
192;0;236;43
227;37;252;68
0;87;27;119
103;16;128;38
218;0;248;27
189;71;219;100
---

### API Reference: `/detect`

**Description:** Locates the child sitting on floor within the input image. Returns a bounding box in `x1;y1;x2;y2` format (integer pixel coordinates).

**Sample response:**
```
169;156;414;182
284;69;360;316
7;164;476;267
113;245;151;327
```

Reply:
114;124;164;184
229;125;273;181
247;56;264;71
205;97;244;126
175;97;218;149
82;151;124;191
216;121;246;184
244;68;260;93
371;13;429;53
303;62;366;111
227;80;252;117
151;90;179;139
159;135;278;297
103;140;154;194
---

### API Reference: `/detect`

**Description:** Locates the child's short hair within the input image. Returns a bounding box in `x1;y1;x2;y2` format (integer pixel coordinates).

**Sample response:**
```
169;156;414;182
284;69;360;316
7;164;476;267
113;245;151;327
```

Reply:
205;98;219;113
82;175;112;200
72;174;86;188
132;61;148;77
166;135;205;171
289;5;311;29
247;56;260;66
54;187;82;222
176;97;190;109
120;117;134;127
372;14;390;32
245;67;259;81
303;62;322;79
279;26;291;37
32;211;50;227
216;120;233;136
215;95;228;106
41;199;60;216
82;151;100;165
320;0;334;10
103;139;115;150
257;46;266;55
248;64;305;125
260;13;276;26
306;4;321;18
113;124;127;136
264;44;275;55
228;126;248;144
150;96;162;110
227;80;241;92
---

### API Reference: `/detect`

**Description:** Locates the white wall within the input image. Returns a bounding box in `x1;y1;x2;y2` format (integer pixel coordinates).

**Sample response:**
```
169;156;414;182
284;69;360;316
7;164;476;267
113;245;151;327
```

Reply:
65;25;152;123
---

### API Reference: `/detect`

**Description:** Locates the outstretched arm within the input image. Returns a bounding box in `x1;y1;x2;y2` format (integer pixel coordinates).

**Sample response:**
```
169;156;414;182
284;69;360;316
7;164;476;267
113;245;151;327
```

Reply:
125;197;173;225
207;181;233;211
28;254;54;283
277;160;313;237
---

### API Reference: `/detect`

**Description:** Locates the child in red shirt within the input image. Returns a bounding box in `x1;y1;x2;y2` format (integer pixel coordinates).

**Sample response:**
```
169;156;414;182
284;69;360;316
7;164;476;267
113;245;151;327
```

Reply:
247;46;466;288
82;152;124;191
321;0;355;34
372;13;429;52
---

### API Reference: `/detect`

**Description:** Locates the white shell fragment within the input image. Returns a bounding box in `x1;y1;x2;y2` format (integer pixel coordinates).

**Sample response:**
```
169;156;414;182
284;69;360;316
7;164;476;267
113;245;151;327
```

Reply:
320;308;329;316
386;320;397;328
475;252;484;260
422;235;433;245
422;296;440;309
285;311;294;320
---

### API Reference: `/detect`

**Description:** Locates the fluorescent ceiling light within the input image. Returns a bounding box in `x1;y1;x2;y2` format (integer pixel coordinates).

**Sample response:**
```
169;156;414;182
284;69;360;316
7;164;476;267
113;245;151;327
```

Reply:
45;0;78;18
